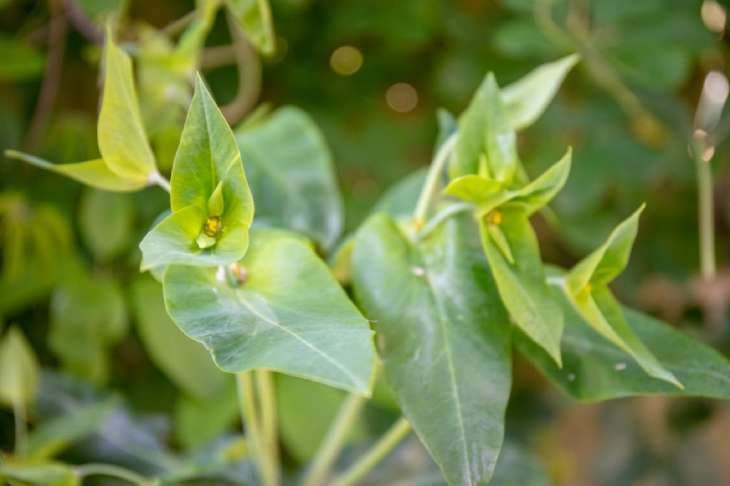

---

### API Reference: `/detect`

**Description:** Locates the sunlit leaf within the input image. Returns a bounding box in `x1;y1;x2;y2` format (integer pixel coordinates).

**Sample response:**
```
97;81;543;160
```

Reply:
353;213;511;485
163;228;376;394
4;152;147;192
226;0;276;56
98;32;157;182
140;74;254;269
502;54;579;130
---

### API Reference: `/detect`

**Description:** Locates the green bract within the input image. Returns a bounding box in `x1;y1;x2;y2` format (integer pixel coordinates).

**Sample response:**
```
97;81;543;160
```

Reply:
445;150;571;365
163;228;376;395
353;213;511;485
0;327;39;409
560;207;681;387
139;74;254;269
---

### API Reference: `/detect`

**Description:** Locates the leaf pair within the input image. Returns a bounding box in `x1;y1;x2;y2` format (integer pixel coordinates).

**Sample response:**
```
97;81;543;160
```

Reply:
445;151;572;365
560;207;682;388
7;34;160;192
139;75;254;269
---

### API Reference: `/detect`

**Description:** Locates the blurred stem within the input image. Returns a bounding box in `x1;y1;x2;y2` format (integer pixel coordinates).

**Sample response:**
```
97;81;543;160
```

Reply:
148;171;171;193
161;10;197;36
303;393;368;486
13;400;26;454
64;0;103;43
695;148;716;279
412;133;458;229
330;417;412;486
255;369;280;486
24;0;67;151
237;371;277;486
221;10;262;125
76;464;150;485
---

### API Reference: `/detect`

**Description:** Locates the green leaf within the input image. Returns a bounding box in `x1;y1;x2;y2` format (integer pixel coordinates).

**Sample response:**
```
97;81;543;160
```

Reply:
504;148;571;215
163;228;376;395
371;169;426;219
480;210;563;365
0;35;45;80
450;73;519;181
276;374;366;462
566;205;644;293
4;152;147;192
226;0;276;56
0;327;40;408
140;74;254;269
568;286;680;387
236;106;344;251
98;33;157;182
20;400;116;460
517;297;730;401
79;188;134;261
502;54;579;130
352;213;512;485
131;276;232;400
49;269;127;384
443;174;503;204
0;462;79;486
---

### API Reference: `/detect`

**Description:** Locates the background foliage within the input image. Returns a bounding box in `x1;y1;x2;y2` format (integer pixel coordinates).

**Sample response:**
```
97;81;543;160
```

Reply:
2;0;730;484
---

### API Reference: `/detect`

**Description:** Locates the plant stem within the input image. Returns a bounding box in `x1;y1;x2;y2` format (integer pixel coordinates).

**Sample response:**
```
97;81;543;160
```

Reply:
148;171;171;193
412;133;458;228
695;151;716;279
237;371;278;486
12;400;26;454
255;369;280;486
303;393;367;486
330;417;412;486
76;463;150;485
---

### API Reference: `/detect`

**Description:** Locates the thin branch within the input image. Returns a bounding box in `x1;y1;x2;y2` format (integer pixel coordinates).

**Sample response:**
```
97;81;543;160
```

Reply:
23;0;68;151
221;11;262;125
64;0;103;44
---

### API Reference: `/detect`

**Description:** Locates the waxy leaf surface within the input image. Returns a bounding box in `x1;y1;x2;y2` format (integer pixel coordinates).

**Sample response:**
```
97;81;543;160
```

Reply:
140;75;254;269
353;213;512;485
164;228;375;395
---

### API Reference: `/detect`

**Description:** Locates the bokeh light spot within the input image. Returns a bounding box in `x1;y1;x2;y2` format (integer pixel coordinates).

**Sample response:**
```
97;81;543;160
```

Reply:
385;82;418;113
701;0;726;33
330;46;363;76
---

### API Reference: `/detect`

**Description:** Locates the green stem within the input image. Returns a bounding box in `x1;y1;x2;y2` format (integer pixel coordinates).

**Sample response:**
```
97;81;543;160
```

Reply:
303;393;368;486
330;417;412;486
695;150;716;279
12;399;26;455
255;369;280;486
412;133;458;227
237;371;277;486
76;463;150;485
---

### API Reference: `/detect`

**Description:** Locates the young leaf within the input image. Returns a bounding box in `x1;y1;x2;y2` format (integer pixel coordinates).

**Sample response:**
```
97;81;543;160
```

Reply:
140;74;254;269
98;32;157;183
3;152;147;192
236;106;344;251
0;327;40;409
352;213;512;485
443;174;503;204
226;0;276;56
0;462;79;486
131;276;232;400
506;148;571;215
480;209;563;365
163;228;376;395
450;73;519;181
502;54;580;130
517;295;730;401
566;205;644;293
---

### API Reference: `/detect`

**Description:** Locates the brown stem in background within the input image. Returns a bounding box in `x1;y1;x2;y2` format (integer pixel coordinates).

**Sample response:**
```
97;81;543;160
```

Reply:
221;11;261;125
23;0;68;151
64;0;103;44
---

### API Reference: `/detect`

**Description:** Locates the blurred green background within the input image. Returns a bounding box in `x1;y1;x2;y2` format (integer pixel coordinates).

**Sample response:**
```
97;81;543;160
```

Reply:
2;0;730;484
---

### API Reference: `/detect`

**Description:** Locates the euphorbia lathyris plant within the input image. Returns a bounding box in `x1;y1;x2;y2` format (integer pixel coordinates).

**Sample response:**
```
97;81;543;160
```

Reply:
5;15;730;486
